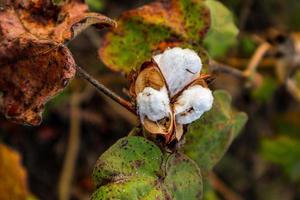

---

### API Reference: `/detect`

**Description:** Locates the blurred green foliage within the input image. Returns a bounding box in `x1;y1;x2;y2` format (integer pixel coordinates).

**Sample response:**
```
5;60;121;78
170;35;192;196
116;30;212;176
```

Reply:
261;136;300;182
204;0;238;58
85;0;105;11
239;37;257;56
252;76;278;103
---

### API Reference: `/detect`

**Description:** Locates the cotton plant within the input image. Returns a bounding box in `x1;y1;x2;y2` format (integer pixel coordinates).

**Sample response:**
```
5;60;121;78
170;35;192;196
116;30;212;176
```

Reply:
130;47;214;143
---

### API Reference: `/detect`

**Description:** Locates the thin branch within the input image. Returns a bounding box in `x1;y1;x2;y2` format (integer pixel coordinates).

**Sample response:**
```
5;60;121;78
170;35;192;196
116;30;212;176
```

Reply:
58;93;81;200
210;172;244;200
243;42;271;78
225;57;276;70
209;60;246;79
75;65;136;115
286;78;300;102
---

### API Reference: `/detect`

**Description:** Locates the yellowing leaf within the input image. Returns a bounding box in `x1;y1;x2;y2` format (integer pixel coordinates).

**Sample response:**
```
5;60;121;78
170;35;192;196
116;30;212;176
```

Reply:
99;0;211;74
0;143;28;200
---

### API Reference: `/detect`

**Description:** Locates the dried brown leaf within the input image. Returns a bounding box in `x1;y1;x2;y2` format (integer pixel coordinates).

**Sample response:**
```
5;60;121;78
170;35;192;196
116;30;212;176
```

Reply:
0;0;116;125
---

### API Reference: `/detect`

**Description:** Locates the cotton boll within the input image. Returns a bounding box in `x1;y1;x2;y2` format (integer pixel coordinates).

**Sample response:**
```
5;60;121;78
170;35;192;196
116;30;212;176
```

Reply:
153;47;202;97
174;85;213;124
137;87;171;122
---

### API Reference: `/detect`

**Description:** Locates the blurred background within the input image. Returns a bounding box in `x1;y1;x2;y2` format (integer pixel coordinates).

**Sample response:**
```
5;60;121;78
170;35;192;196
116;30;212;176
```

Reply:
1;0;300;199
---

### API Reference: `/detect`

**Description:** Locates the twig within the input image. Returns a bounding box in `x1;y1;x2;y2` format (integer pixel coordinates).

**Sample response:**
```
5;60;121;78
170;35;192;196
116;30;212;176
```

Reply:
210;172;244;200
286;78;300;102
226;57;276;70
58;93;81;200
76;65;136;115
209;60;245;79
243;42;271;78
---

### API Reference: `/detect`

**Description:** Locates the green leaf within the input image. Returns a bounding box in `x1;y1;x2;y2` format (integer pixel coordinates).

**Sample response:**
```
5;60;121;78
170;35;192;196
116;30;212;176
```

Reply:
99;0;211;74
86;0;105;11
178;0;211;42
100;20;174;73
164;154;203;199
92;136;203;200
260;136;300;181
204;0;239;58
182;90;247;176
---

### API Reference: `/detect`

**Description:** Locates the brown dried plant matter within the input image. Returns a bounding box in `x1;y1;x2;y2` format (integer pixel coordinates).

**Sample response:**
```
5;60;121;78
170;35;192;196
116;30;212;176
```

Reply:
130;60;210;144
0;0;116;125
0;143;29;200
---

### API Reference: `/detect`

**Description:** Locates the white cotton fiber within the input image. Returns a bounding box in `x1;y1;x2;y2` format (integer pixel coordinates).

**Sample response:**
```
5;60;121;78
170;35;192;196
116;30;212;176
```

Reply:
153;47;202;97
136;87;171;122
174;85;213;124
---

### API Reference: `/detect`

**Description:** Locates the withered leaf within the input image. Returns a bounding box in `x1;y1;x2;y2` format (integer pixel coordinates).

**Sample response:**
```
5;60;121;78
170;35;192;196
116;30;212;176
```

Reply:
0;143;29;200
0;0;116;125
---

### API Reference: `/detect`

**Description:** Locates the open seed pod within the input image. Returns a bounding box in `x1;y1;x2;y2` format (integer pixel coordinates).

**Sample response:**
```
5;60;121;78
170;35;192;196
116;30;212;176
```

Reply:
131;47;214;144
131;61;174;142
